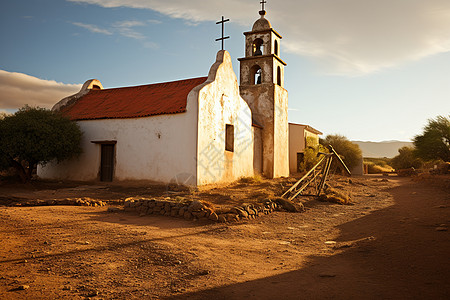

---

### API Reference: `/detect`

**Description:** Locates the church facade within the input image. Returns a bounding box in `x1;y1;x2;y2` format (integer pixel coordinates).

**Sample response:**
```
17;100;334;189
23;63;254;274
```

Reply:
38;10;293;186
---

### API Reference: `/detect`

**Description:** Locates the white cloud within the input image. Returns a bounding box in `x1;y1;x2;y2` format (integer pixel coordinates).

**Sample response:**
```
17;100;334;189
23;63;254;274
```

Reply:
68;0;450;75
72;22;113;35
113;20;146;40
71;18;159;47
0;70;81;110
148;19;162;24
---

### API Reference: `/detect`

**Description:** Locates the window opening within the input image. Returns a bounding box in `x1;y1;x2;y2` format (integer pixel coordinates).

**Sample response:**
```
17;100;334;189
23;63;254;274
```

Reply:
277;66;281;86
225;124;234;152
274;40;279;56
252;38;264;56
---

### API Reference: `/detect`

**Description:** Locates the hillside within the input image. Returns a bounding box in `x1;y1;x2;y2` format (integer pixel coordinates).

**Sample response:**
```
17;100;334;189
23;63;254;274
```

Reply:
352;140;413;158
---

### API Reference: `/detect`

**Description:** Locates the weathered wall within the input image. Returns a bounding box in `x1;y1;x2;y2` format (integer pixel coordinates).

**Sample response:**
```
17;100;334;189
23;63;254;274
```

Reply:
38;108;198;184
239;84;274;177
253;126;263;174
273;85;289;177
239;84;288;178
193;51;254;185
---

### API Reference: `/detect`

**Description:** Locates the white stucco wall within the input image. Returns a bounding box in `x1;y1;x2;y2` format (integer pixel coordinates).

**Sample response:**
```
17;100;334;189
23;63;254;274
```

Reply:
38;107;198;184
193;50;254;185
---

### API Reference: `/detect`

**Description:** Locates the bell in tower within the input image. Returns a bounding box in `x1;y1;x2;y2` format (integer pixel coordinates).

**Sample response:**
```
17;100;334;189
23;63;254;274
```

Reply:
238;5;289;179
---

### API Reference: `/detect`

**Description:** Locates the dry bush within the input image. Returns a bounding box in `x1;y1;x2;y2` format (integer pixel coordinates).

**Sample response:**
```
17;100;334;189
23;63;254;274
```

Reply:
319;187;352;205
239;174;263;184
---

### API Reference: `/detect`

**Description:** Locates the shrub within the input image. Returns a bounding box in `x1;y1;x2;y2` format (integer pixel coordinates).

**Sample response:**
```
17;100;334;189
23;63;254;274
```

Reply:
0;106;82;182
321;134;362;170
391;146;423;170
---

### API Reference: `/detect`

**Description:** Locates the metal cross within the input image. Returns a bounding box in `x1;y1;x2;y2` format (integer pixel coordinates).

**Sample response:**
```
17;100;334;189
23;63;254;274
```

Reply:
215;16;230;50
260;0;267;11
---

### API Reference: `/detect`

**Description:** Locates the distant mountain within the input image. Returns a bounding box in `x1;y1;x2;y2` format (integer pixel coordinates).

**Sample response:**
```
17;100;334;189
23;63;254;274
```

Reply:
352;140;413;158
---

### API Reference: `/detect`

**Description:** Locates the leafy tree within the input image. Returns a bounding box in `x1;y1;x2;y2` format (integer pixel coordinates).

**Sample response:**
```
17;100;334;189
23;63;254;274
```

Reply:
390;146;423;170
321;134;362;170
0;106;82;182
413;115;450;162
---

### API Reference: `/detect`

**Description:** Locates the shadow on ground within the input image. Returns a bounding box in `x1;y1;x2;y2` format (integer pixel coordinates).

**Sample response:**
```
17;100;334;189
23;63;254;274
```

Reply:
166;180;450;300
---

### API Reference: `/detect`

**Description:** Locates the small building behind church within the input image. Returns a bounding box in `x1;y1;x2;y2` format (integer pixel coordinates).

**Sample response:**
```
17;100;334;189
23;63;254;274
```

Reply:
288;123;323;174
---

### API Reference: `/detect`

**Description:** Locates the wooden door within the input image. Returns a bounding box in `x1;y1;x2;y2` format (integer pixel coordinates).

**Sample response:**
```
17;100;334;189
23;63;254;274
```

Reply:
100;144;114;182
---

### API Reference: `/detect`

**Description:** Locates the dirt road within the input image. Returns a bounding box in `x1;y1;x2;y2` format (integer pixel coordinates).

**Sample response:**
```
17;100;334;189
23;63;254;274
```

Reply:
0;175;449;299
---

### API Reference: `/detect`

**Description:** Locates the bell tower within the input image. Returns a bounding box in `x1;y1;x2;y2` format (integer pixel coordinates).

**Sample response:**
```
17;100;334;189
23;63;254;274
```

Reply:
238;7;289;178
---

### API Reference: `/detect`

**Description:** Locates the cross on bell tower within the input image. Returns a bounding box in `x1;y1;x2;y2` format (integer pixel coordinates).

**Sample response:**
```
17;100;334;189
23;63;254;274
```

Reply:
260;0;267;14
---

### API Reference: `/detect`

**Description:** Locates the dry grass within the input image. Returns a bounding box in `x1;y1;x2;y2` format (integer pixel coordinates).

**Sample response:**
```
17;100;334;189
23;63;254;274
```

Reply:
319;186;352;205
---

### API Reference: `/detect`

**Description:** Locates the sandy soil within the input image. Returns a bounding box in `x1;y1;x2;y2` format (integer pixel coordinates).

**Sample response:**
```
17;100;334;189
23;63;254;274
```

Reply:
0;175;449;299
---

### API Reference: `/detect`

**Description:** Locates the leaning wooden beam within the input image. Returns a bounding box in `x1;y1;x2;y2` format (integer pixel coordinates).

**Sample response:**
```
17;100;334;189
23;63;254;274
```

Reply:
288;169;323;200
281;155;326;198
328;145;351;176
317;156;333;195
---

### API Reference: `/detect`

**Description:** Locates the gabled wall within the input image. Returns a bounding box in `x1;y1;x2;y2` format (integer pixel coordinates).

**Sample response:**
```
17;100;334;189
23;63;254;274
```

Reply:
192;50;254;185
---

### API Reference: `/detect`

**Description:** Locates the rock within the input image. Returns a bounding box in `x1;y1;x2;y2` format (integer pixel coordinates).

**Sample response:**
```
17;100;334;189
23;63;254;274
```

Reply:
87;290;99;297
183;211;192;220
208;212;219;221
62;285;72;291
234;207;248;218
319;273;336;278
188;200;204;212
273;197;305;212
179;207;186;217
192;211;206;218
204;208;213;218
435;227;448;231
218;214;227;223
107;207;120;213
18;285;30;290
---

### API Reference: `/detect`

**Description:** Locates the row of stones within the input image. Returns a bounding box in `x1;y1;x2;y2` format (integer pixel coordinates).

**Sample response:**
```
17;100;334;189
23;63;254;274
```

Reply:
123;198;280;222
8;198;107;207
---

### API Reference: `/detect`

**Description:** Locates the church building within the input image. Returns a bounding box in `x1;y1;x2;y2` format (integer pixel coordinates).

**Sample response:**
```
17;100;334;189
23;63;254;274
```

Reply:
38;8;294;186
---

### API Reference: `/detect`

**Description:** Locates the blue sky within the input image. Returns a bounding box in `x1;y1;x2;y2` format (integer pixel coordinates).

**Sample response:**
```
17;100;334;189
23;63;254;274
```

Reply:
1;0;449;142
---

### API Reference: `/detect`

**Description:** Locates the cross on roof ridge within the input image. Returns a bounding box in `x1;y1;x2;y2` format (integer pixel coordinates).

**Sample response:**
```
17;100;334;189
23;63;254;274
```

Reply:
215;16;230;50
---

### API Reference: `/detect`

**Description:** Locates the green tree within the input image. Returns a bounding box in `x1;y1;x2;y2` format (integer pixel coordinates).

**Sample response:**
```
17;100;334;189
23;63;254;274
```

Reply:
321;134;362;170
390;146;423;170
0;106;82;182
413;115;450;162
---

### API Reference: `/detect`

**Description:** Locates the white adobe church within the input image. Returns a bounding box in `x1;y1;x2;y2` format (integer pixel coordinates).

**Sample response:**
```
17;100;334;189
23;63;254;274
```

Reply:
39;8;321;186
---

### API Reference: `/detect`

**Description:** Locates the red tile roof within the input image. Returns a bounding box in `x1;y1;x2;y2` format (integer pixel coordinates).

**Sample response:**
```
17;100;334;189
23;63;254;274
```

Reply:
61;77;207;120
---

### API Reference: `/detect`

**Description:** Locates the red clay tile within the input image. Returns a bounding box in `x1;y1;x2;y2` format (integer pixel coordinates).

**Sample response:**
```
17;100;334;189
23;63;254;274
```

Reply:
61;77;207;120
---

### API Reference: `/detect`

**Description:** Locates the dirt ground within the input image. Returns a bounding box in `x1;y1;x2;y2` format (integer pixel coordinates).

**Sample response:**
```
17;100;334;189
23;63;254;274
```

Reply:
0;174;449;299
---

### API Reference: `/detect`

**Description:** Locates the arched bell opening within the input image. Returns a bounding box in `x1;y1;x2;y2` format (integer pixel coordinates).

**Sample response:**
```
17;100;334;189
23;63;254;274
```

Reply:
274;40;279;56
250;65;262;85
252;38;264;56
